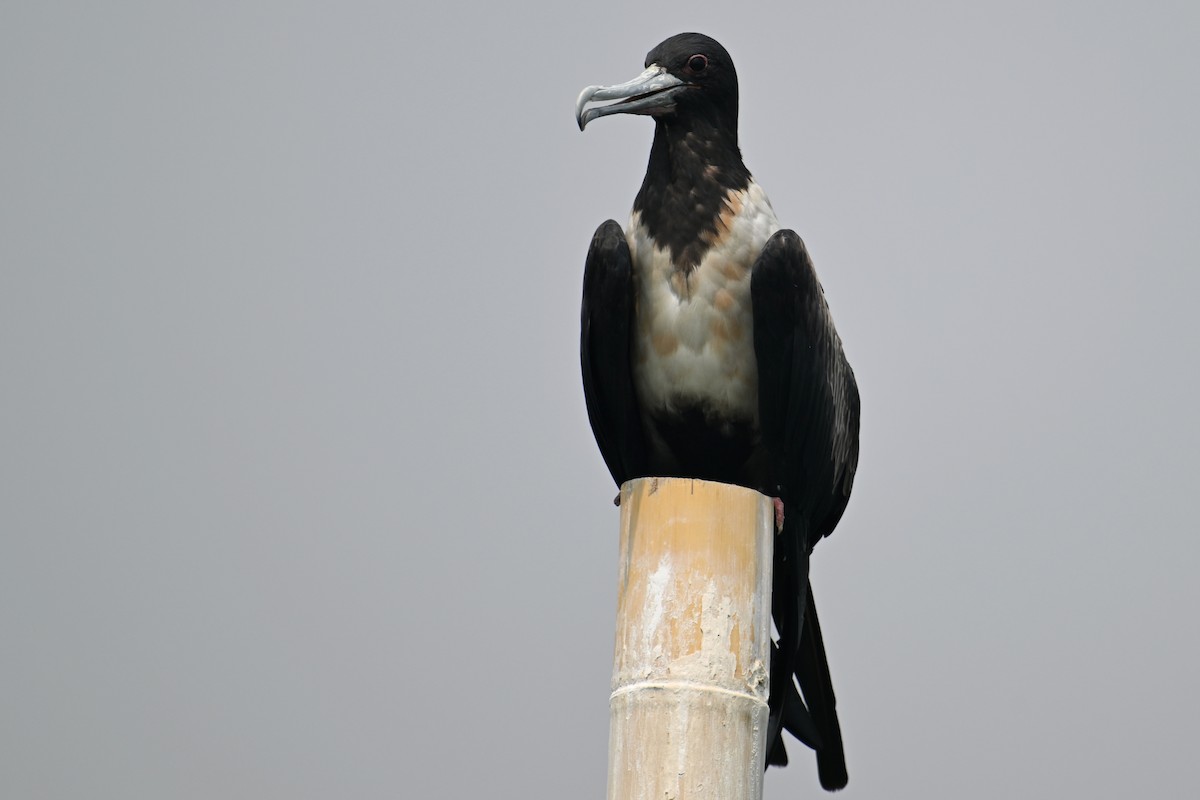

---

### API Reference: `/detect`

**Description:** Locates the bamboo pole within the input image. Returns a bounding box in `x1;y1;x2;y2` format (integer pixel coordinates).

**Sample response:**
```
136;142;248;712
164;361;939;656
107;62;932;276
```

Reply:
607;477;774;800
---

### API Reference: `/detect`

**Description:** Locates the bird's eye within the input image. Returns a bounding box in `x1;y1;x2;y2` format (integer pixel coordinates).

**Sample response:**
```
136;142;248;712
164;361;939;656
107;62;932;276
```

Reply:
687;54;708;73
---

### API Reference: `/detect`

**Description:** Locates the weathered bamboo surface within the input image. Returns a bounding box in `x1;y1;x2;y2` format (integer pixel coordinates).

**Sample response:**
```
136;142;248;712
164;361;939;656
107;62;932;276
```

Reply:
607;477;774;800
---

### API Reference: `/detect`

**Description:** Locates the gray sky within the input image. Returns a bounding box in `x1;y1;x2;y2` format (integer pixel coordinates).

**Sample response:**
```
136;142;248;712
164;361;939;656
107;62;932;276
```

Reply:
2;2;1198;798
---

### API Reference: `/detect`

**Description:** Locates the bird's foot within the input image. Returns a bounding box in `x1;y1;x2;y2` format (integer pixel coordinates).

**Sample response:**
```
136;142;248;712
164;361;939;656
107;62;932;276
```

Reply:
613;493;621;507
773;497;785;533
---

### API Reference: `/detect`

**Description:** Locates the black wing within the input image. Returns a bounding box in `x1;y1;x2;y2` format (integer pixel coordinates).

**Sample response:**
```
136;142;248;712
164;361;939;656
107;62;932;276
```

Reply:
753;229;860;790
752;228;860;546
581;220;646;487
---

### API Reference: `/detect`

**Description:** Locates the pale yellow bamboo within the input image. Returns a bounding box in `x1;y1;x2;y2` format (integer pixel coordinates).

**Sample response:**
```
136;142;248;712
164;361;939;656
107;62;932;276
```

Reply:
607;477;774;800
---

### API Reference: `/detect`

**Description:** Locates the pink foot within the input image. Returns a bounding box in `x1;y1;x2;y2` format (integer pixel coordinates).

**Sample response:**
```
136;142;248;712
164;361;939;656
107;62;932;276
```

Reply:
773;497;785;533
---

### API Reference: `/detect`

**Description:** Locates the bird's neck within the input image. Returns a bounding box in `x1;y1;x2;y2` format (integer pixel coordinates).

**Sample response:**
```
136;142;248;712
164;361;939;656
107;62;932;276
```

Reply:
634;117;752;272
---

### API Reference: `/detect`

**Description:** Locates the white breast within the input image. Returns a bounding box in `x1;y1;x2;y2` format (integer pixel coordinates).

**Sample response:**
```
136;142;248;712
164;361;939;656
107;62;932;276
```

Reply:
627;181;781;421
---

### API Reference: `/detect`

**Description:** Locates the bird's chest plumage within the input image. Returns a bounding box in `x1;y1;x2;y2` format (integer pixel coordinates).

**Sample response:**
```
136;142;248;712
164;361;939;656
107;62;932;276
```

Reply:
627;181;780;471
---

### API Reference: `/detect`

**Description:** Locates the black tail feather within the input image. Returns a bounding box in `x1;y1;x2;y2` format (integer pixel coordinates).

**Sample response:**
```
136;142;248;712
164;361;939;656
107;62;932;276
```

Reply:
796;586;848;790
766;516;806;766
766;587;848;789
765;517;848;789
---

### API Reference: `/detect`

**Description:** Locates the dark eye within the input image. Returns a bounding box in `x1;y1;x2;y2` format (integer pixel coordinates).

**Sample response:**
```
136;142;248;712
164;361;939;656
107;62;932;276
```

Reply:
687;54;708;73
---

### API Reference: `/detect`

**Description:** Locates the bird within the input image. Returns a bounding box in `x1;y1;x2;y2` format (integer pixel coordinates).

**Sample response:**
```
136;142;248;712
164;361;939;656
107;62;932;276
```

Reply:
575;33;860;791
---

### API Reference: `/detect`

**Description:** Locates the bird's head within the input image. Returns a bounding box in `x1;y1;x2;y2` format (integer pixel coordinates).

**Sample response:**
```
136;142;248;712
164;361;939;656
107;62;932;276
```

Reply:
576;33;739;134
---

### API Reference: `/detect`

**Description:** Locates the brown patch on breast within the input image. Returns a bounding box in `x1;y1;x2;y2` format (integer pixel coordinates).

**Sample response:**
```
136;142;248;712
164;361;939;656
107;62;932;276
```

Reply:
652;331;679;357
717;190;744;238
709;311;745;345
700;188;745;249
718;258;748;282
713;288;736;312
669;270;689;299
726;316;745;340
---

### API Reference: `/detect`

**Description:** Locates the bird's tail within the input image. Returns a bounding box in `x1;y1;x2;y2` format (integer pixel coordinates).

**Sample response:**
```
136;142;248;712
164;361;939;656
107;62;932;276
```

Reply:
765;528;847;790
795;586;848;790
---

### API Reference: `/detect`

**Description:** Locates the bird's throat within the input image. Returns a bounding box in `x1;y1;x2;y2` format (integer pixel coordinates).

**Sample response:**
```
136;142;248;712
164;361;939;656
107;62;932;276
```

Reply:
634;119;751;273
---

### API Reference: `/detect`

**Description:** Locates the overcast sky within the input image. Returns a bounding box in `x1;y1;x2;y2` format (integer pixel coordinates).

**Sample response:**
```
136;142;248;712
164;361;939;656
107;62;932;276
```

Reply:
2;2;1198;798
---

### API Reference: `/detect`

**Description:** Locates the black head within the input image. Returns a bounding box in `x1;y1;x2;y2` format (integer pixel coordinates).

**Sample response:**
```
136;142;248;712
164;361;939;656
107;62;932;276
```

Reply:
643;33;739;133
576;32;740;137
575;33;753;268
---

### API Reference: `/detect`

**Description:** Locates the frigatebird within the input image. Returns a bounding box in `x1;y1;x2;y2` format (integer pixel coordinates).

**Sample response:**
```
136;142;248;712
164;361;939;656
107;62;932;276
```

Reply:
576;33;860;790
